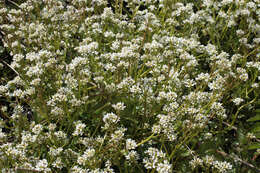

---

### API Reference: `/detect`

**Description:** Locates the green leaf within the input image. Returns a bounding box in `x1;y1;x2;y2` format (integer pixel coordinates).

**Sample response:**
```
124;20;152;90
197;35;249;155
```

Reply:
247;114;260;122
248;143;260;150
238;129;247;144
180;150;190;157
254;132;260;138
251;125;260;133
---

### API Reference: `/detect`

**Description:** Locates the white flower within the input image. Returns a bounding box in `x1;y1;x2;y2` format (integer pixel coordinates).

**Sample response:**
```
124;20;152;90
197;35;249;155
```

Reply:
77;148;95;166
125;150;139;161
83;148;95;158
112;102;126;111
203;155;215;166
35;159;50;172
239;73;248;81
190;157;203;169
247;133;256;139
126;139;137;150
21;131;37;143
48;123;56;131
52;157;64;169
0;129;6;139
110;128;126;143
54;131;67;139
236;29;245;36
32;124;43;135
1;106;7;112
252;83;259;88
73;121;86;136
49;147;63;156
232;98;244;105
156;160;172;173
214;161;232;173
103;112;120;124
152;125;161;134
111;41;120;50
143;148;169;171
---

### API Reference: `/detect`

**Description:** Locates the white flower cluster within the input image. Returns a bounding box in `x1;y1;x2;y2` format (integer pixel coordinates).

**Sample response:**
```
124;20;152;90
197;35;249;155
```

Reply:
0;0;259;172
35;159;51;172
125;138;137;150
103;112;120;129
77;148;95;166
143;148;172;173
112;102;126;112
232;98;244;106
190;155;233;173
73;121;86;136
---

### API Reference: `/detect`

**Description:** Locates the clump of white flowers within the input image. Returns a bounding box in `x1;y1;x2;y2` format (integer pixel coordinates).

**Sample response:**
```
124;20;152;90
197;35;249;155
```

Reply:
112;102;126;112
103;112;120;129
143;148;172;173
35;159;51;172
73;121;86;136
0;0;259;172
77;148;95;166
126;138;137;150
190;155;233;173
232;98;244;106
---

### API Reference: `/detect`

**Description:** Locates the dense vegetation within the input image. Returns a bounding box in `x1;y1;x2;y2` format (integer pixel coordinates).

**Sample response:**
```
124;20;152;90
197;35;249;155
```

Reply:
0;0;259;172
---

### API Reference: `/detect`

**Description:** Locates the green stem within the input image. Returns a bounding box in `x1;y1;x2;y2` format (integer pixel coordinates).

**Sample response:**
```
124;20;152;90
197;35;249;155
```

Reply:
229;98;256;129
137;133;155;147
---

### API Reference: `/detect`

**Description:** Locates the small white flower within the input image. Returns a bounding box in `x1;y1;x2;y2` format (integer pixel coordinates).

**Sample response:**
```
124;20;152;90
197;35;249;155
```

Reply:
125;150;139;161
1;106;7;112
203;155;215;166
73;121;86;136
252;83;259;88
112;102;126;111
214;161;232;173
232;98;244;106
103;112;120;124
48;123;56;131
247;133;256;139
239;73;248;81
0;129;6;139
83;148;95;158
126;139;137;150
77;148;95;166
52;157;64;169
49;147;63;156
32;124;43;135
54;131;67;139
35;159;50;172
190;157;203;169
156;160;172;173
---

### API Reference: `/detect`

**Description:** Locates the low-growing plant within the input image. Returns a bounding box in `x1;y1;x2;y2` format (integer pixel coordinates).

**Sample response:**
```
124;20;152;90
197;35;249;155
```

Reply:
0;0;259;172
